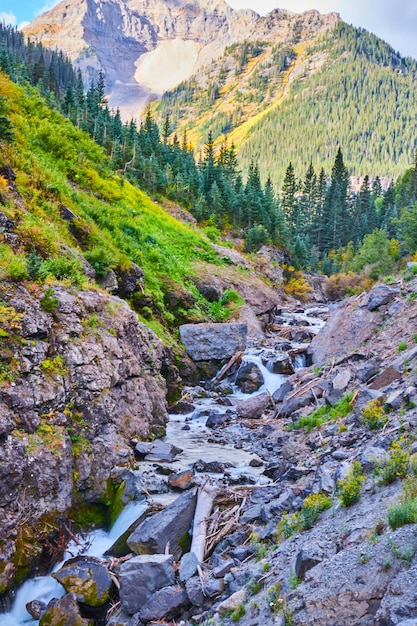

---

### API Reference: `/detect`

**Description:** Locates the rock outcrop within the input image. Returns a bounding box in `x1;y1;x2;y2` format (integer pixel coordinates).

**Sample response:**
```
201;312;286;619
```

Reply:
0;283;168;593
23;0;340;118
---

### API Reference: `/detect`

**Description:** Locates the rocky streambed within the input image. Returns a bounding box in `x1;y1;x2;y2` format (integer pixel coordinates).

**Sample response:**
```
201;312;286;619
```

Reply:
3;278;417;626
0;305;326;625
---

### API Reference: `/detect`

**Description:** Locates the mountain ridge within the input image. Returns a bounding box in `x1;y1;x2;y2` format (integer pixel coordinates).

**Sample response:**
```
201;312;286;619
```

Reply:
23;0;340;119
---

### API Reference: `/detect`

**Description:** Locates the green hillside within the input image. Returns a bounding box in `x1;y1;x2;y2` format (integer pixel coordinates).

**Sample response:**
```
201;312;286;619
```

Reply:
156;23;417;188
0;72;238;341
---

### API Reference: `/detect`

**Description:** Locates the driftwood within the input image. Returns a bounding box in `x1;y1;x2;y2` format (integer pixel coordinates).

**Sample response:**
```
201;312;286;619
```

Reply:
190;482;219;565
213;351;244;383
190;483;249;567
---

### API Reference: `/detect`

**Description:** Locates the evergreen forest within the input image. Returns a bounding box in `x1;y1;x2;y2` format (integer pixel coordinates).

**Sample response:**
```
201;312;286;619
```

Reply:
1;21;417;289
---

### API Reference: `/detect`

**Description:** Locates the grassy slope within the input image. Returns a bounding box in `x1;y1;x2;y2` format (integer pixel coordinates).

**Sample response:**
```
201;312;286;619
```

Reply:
0;72;234;341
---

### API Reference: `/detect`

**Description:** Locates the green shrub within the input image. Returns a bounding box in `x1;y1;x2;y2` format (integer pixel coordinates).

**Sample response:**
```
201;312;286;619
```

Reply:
41;355;66;377
397;342;408;353
337;461;366;506
300;493;332;529
84;246;116;277
4;254;29;281
378;441;410;485
42;256;85;285
388;498;417;530
276;492;332;540
40;287;60;312
292;393;354;432
360;398;388;430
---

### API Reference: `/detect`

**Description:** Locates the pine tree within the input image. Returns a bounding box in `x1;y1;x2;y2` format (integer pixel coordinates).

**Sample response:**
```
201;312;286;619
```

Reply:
0;96;14;142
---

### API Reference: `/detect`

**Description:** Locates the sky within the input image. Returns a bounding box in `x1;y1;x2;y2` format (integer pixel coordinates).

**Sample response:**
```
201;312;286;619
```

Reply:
0;0;416;59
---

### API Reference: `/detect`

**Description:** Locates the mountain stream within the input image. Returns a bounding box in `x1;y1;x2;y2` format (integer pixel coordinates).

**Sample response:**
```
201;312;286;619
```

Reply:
0;305;327;625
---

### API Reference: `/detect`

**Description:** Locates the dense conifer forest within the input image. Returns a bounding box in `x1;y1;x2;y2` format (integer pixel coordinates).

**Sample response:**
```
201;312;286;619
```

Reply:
1;22;417;282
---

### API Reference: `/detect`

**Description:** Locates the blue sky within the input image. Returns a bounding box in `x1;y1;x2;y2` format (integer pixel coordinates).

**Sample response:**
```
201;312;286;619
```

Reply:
0;0;416;59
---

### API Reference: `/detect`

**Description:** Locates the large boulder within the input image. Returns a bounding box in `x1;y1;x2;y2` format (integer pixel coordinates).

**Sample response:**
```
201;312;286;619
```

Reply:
236;392;271;419
309;296;381;365
52;556;113;607
118;554;175;615
366;284;399;311
180;323;247;361
127;489;197;560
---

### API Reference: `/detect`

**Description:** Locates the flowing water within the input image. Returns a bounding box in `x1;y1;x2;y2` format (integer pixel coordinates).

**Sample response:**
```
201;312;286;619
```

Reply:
0;305;327;624
0;501;148;626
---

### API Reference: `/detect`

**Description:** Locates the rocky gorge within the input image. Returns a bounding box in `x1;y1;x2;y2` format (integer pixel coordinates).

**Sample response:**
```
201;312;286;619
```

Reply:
2;264;417;625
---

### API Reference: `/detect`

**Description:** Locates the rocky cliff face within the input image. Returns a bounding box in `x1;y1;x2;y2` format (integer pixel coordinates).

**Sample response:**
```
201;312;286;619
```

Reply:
23;0;339;118
0;282;167;593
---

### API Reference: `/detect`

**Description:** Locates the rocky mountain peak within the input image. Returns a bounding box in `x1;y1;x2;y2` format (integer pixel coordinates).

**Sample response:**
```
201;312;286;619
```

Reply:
23;0;340;119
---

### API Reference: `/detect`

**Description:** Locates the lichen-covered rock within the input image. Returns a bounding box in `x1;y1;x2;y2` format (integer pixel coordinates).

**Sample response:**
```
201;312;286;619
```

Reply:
39;592;92;626
0;283;168;592
53;556;113;607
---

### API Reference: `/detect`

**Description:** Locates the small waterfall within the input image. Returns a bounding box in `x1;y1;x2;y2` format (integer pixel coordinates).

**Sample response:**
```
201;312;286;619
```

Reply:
0;500;147;626
236;354;287;396
294;353;307;369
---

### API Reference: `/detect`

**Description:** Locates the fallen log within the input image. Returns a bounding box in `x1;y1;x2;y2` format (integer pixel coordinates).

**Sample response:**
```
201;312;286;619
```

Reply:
213;351;244;383
190;481;219;564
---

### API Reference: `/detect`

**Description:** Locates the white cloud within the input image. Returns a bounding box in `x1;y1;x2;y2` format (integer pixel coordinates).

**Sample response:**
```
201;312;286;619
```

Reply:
0;11;17;25
18;21;30;31
35;0;62;17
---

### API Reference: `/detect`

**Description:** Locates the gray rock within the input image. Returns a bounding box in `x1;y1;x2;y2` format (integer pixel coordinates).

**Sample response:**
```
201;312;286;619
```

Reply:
118;554;174;615
276;391;314;418
240;504;263;523
236;392;270;419
266;353;295;375
332;368;352;391
143;440;183;462
309;297;379;365
52;556;113;607
179;552;199;582
204;577;224;598
192;277;223;302
139;586;189;623
366;284;399;311
98;269;119;292
179;323;247;361
116;263;144;298
218;589;246;615
273;379;293;403
374;551;417;626
294;549;323;580
26;599;47;620
234;361;264;393
356;357;382;383
39;592;90;626
291;327;312;342
385;388;405;411
206;412;230;428
360;446;389;471
127;489;197;560
213;558;235;578
186;576;205;607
